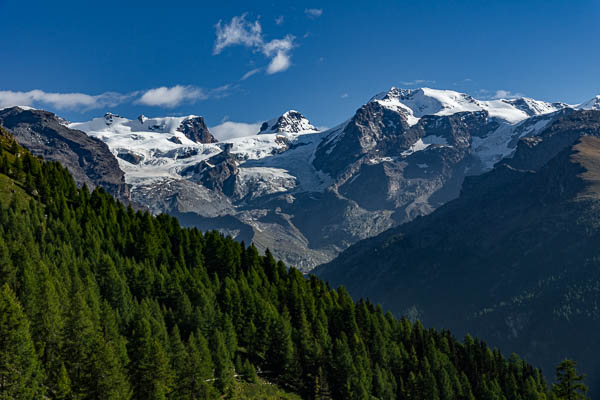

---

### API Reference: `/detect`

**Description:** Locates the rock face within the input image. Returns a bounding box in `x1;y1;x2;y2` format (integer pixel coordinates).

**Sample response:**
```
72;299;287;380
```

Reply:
68;88;590;270
176;116;218;143
0;107;130;202
181;144;239;196
315;110;600;393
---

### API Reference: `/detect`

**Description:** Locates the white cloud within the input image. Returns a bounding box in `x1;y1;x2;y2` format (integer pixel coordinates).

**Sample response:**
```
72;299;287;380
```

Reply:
137;85;207;107
340;93;349;99
241;68;261;80
210;121;262;140
213;14;262;55
492;89;523;99
263;35;295;74
213;15;296;75
262;35;294;55
0;84;231;112
305;8;323;18
275;15;285;25
267;52;291;74
0;89;130;110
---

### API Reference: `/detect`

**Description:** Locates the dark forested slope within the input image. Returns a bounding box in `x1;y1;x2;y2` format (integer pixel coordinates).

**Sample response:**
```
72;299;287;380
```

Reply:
316;110;600;393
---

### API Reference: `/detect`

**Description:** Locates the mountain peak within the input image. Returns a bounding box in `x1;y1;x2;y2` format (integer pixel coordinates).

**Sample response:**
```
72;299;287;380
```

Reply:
579;95;600;110
176;116;218;144
258;110;317;134
71;113;217;144
369;86;567;126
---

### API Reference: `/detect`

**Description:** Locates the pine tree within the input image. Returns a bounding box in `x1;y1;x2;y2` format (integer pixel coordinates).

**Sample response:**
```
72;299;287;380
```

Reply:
0;284;44;399
54;363;72;400
240;359;258;383
175;332;218;399
90;337;132;399
552;359;588;400
129;315;174;400
211;330;234;393
63;289;97;397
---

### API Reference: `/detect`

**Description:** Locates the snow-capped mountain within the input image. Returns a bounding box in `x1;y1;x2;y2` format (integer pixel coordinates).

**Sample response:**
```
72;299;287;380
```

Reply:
15;87;596;270
579;95;600;110
370;87;568;125
72;112;218;144
258;110;318;134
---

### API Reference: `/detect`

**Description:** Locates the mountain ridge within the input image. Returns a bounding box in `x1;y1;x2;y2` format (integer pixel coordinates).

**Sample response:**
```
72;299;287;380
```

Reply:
0;106;131;202
4;88;599;270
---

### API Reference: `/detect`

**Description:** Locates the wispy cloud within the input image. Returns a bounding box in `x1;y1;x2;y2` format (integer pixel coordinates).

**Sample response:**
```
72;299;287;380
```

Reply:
305;8;323;18
340;93;349;99
209;84;236;99
400;79;436;86
213;14;263;55
492;89;523;100
241;68;261;81
210;121;262;140
275;15;285;25
137;85;207;107
0;89;132;110
213;14;296;75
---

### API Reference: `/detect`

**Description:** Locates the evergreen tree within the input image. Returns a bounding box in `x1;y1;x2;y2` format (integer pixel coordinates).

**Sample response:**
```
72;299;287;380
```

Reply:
552;359;588;400
54;363;72;400
0;284;44;399
211;330;234;393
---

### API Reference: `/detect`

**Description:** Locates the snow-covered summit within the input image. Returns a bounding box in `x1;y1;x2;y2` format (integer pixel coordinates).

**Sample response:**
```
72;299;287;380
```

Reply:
258;110;318;134
371;87;567;126
502;97;569;116
70;112;217;145
578;95;600;110
76;112;200;135
0;105;37;112
67;109;323;189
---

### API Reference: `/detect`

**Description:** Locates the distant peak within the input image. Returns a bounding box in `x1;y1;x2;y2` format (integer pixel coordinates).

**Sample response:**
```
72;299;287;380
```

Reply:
258;110;317;134
368;86;568;125
578;95;600;110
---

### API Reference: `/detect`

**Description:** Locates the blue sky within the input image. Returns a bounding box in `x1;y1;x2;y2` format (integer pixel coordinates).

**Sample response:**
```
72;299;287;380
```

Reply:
0;0;599;135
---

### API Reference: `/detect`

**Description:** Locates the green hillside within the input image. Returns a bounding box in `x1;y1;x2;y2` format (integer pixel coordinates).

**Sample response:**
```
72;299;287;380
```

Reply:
0;126;561;399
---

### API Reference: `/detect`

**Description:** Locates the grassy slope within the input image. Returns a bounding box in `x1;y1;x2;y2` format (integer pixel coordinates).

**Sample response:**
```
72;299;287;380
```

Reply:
0;173;31;209
230;380;303;400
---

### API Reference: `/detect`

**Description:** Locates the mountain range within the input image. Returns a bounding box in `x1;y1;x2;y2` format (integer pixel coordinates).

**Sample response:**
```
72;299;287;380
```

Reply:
2;86;600;392
3;87;597;270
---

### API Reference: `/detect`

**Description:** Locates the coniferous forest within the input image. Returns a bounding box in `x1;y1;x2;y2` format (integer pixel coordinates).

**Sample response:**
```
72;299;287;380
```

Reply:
0;127;585;399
